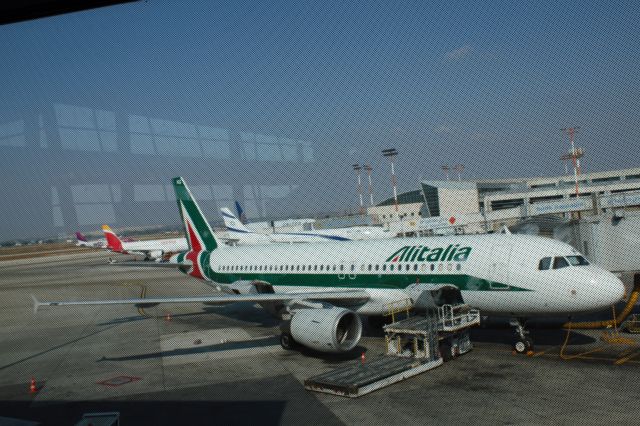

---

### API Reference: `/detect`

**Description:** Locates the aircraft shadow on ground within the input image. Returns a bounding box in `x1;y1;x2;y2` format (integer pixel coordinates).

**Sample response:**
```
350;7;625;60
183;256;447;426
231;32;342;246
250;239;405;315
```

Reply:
200;303;281;328
470;327;596;347
291;345;368;363
98;336;282;363
95;301;280;327
0;324;119;372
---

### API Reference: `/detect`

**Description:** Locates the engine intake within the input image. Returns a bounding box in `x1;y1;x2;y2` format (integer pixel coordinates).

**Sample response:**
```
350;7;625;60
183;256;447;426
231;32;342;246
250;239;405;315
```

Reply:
288;307;362;353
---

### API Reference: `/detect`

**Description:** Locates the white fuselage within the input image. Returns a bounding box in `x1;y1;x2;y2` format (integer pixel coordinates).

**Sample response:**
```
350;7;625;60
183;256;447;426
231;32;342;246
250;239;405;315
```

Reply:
120;238;188;257
185;234;625;317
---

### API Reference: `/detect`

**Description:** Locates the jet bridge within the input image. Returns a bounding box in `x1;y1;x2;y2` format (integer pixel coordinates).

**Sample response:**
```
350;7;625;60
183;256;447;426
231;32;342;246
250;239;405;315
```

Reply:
304;289;480;398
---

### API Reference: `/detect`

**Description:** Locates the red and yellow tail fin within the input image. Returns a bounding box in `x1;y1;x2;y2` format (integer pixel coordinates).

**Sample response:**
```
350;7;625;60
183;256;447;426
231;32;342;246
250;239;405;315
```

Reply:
101;225;124;252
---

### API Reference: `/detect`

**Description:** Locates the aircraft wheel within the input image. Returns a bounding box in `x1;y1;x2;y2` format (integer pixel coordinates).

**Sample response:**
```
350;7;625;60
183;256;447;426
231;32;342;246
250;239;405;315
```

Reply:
280;333;296;350
513;339;533;354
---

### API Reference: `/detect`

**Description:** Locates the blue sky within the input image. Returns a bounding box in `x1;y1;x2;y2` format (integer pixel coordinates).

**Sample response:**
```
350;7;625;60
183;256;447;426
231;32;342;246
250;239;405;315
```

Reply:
0;1;639;238
2;0;640;173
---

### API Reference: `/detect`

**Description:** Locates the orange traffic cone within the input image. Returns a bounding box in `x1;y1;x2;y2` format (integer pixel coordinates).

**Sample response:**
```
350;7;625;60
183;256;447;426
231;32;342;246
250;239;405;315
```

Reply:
29;377;37;394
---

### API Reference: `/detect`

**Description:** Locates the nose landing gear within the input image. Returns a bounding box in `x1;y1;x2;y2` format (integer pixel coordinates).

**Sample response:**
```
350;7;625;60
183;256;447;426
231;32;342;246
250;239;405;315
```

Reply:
510;318;534;354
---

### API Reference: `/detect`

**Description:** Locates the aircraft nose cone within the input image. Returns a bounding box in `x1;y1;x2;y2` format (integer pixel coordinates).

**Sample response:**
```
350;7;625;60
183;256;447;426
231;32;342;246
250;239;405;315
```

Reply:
591;271;626;306
611;277;626;304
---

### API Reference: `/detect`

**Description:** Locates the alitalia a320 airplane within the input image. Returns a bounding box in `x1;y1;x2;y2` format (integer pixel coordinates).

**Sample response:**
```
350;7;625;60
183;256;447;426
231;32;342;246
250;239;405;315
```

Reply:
33;177;625;354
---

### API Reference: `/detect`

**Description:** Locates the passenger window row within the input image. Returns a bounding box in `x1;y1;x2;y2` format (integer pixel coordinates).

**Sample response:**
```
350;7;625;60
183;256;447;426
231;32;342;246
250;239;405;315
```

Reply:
218;263;463;273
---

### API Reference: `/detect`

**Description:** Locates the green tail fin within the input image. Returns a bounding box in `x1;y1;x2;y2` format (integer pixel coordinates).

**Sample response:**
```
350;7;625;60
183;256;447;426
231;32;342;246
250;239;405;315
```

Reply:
172;177;219;252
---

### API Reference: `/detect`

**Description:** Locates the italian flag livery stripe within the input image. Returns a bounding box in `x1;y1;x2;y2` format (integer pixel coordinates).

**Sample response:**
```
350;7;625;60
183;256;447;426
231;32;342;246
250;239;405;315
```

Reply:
173;177;218;252
196;255;529;292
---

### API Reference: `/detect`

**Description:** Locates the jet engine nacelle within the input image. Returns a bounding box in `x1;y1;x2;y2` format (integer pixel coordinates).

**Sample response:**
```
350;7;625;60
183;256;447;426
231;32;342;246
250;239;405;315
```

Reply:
288;307;362;353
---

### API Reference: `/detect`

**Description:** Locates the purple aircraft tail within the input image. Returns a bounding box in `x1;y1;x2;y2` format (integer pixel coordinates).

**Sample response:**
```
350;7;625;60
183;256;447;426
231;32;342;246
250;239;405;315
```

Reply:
75;232;88;242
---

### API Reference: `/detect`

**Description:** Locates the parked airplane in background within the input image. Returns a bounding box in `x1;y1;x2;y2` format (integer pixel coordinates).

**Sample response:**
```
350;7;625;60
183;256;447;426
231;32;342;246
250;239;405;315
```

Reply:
221;207;393;244
35;178;625;355
75;232;105;248
235;201;248;224
101;225;188;261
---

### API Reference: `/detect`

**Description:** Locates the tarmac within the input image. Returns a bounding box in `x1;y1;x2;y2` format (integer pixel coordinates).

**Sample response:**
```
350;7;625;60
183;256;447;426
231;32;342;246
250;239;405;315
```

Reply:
1;250;639;425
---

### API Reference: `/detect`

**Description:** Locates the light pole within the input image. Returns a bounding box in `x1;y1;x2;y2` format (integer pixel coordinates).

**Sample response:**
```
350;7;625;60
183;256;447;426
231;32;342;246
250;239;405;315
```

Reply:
441;165;450;181
352;164;365;215
382;148;399;212
453;164;465;181
364;164;374;206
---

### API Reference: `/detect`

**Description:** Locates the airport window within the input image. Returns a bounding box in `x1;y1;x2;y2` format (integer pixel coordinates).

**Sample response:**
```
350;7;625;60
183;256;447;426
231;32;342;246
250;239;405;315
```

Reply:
390;264;395;271
538;257;551;270
319;265;323;271
314;265;318;271
309;265;312;271
553;257;569;269
414;264;418;272
382;265;387;271
430;264;435;271
368;264;372;271
375;264;379;271
340;265;344;271
456;264;462;271
351;265;355;271
297;265;300;271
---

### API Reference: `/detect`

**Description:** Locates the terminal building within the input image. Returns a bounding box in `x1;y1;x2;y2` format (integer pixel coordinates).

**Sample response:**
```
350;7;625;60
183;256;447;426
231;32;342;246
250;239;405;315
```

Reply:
367;167;640;234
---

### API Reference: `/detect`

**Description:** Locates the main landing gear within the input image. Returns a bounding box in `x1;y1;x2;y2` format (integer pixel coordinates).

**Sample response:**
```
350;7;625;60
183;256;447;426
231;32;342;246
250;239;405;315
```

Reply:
510;318;534;354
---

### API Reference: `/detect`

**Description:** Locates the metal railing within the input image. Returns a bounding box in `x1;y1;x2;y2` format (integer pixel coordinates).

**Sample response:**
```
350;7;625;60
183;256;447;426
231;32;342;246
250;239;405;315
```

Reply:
383;298;413;323
437;304;481;331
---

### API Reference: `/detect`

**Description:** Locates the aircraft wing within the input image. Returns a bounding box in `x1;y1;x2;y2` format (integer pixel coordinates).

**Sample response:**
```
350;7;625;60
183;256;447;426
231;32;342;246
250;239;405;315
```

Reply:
31;290;369;312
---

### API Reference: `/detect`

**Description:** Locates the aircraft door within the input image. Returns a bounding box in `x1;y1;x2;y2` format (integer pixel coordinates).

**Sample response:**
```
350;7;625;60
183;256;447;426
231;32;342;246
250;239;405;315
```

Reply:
338;260;346;280
348;260;357;280
490;243;512;290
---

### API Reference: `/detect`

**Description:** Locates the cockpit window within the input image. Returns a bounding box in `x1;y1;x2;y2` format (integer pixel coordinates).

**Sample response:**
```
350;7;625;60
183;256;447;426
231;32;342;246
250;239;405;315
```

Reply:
538;257;552;270
566;255;590;266
553;257;570;269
